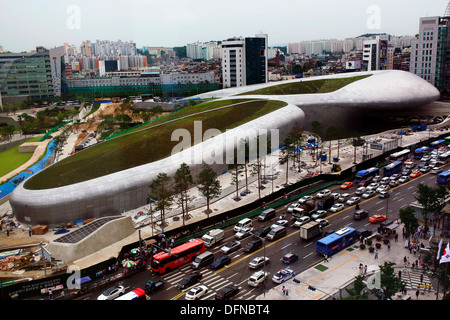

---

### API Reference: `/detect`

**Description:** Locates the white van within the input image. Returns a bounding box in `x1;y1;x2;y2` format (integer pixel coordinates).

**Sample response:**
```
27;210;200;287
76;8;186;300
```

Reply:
234;218;252;232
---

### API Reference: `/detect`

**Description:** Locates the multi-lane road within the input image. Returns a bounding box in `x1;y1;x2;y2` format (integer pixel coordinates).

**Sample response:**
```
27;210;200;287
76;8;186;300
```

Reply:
76;159;448;301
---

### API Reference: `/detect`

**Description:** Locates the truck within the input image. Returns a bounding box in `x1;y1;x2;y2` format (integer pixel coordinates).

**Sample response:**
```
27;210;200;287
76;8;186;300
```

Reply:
292;200;315;218
299;221;322;240
201;229;224;247
317;195;334;211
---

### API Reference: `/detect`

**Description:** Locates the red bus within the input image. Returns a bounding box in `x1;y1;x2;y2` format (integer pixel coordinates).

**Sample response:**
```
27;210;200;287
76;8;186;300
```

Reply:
150;239;205;274
115;288;147;301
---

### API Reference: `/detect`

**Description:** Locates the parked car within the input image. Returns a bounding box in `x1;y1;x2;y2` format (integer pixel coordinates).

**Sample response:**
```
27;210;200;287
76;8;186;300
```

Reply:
329;203;344;212
294;216;311;227
220;241;241;254
272;267;296;283
97;285;125;300
185;285;208;300
210;255;231;269
369;215;387;223
248;256;270;269
283;253;298;264
248;271;269;287
178;272;202;290
346;196;361;206
215;285;240;300
316;189;331;199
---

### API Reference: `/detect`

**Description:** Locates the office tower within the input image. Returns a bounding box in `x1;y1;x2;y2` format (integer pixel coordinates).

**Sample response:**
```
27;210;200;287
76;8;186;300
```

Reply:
362;35;389;71
221;34;268;88
410;3;450;91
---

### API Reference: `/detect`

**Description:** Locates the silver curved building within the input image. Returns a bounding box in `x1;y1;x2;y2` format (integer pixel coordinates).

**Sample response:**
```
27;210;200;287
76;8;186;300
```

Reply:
9;70;440;225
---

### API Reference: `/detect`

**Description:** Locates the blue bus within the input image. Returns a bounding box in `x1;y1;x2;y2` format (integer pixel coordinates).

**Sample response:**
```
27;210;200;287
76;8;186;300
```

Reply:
389;149;410;162
355;167;380;184
414;147;430;159
316;227;357;256
383;161;403;177
430;139;446;149
437;171;450;184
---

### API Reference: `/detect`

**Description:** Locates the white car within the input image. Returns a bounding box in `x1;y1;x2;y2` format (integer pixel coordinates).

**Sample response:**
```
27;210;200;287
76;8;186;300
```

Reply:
380;177;390;185
298;195;313;204
366;183;379;191
338;193;350;202
235;227;253;239
271;219;289;229
272;267;295;284
316;189;331;199
431;167;442;174
398;175;410;183
355;187;366;195
315;218;329;227
248;256;270;269
372;175;382;183
311;210;327;220
287;202;301;213
346;197;361;205
330;192;340;200
329;203;345;212
97;285;125;300
294;216;311;227
362;190;376;199
248;271;269;287
376;185;390;193
185;285;208;300
220;240;241;254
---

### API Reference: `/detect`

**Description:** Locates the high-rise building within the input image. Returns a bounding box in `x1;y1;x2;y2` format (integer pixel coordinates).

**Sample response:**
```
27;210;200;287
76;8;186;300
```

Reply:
221;34;268;88
362;35;389;71
410;4;450;91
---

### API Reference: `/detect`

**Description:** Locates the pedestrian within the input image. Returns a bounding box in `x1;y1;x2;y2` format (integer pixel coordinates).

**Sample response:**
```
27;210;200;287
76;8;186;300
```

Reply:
48;288;53;300
398;270;402;279
364;265;367;274
387;242;391;250
374;249;378;259
28;228;31;237
282;286;286;295
416;289;420;300
6;229;9;237
285;288;289;296
395;233;398;242
324;254;328;262
420;274;423;283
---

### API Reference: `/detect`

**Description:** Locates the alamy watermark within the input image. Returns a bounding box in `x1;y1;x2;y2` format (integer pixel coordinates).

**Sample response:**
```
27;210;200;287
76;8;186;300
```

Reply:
366;5;381;30
66;5;81;30
170;121;280;166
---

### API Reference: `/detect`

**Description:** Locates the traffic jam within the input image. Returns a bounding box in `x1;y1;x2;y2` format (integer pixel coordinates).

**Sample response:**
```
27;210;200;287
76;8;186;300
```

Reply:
95;138;450;301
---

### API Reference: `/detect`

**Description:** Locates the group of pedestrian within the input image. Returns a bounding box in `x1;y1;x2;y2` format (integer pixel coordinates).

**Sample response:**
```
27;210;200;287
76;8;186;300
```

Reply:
282;285;289;296
358;263;368;274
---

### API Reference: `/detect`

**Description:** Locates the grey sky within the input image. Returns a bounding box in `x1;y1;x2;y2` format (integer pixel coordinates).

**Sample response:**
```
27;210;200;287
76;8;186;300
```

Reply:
0;0;448;52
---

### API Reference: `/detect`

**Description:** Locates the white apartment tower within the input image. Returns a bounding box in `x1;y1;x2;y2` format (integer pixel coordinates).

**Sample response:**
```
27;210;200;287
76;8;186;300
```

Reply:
221;37;246;88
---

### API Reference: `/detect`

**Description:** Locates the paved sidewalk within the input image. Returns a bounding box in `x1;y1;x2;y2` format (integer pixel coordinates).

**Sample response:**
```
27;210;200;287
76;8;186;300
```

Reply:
256;222;441;300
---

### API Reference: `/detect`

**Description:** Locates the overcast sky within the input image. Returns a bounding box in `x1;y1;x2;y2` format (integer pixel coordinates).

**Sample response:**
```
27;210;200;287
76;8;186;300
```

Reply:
1;0;449;52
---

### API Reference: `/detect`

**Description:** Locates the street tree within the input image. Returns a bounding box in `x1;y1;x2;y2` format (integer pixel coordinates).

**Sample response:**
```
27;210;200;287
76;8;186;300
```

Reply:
174;162;194;225
149;172;173;229
343;275;369;300
415;183;448;232
398;206;419;239
250;134;270;199
281;133;295;186
370;261;405;300
196;164;221;216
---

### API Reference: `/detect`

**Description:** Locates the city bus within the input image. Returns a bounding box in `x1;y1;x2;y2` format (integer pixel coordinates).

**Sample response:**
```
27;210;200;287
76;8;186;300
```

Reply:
316;227;357;256
382;161;403;177
355;167;380;184
150;239;205;274
445;136;450;146
414;147;430;159
437;171;450;184
115;288;147;301
430;139;446;150
389;149;411;162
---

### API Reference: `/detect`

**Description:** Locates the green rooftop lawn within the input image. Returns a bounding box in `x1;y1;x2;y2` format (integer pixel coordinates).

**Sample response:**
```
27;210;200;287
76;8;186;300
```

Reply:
0;136;43;180
235;74;372;96
25;99;287;190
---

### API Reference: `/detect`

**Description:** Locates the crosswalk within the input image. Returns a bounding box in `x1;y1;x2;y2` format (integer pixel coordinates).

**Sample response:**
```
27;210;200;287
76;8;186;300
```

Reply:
402;268;433;291
162;263;260;300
